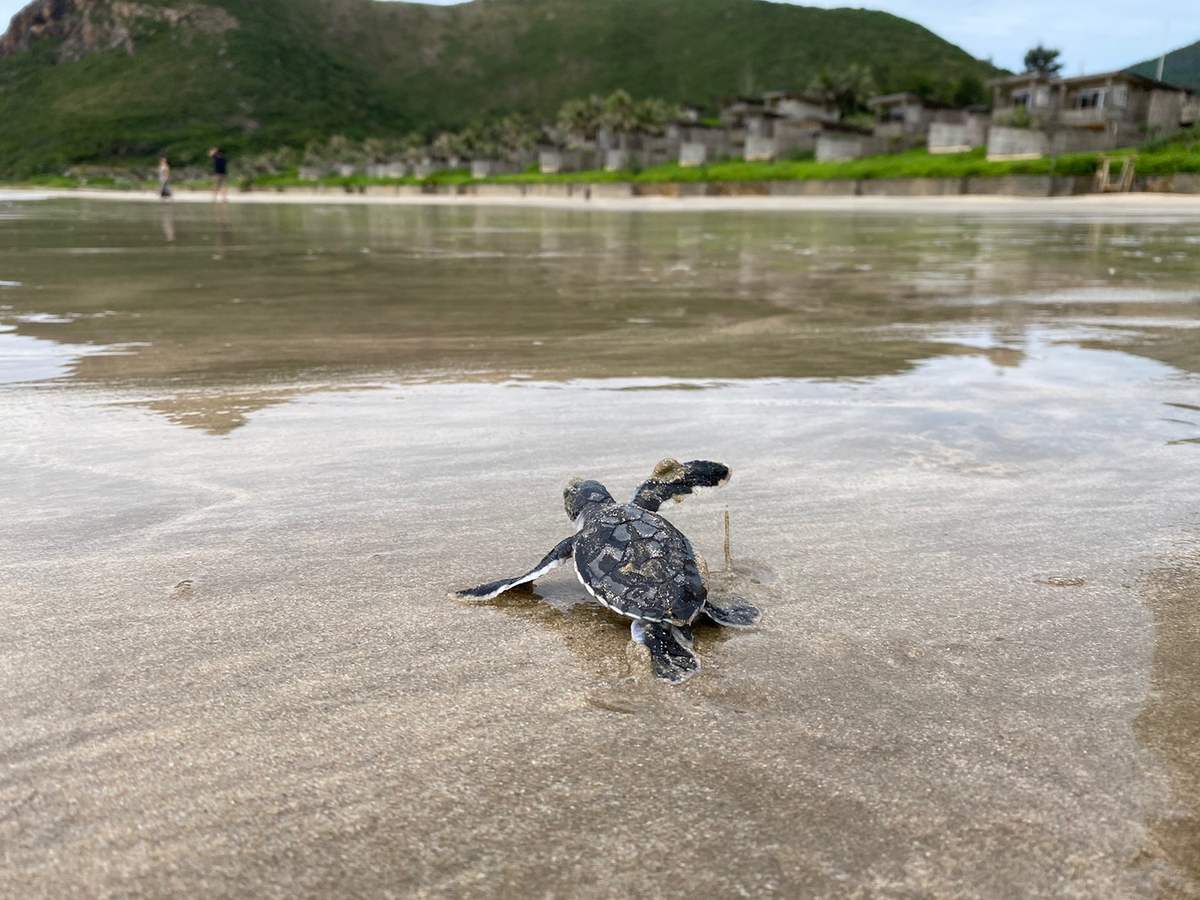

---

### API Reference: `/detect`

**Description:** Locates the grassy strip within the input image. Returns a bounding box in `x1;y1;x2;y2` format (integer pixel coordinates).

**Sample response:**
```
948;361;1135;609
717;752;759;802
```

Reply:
486;144;1200;184
236;143;1200;188
8;142;1199;192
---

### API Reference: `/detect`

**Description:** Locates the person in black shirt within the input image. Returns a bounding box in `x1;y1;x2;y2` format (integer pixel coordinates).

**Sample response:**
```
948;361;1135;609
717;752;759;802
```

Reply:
208;147;229;202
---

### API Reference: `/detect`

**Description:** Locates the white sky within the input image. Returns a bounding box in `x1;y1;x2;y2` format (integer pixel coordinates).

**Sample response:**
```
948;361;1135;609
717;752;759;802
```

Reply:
0;0;1191;75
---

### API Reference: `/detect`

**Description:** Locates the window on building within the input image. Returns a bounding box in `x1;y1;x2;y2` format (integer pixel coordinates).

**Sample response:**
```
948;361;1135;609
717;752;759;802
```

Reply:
1073;88;1106;109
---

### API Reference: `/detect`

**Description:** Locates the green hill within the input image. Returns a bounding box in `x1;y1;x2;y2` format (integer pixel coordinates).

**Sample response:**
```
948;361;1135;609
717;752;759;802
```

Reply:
0;0;998;176
1129;39;1200;90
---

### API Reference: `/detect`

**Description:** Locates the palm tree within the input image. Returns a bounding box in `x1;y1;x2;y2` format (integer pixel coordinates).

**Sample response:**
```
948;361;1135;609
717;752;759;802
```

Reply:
808;64;878;119
362;137;387;164
494;114;538;162
399;131;427;166
601;89;638;149
633;97;681;136
1023;45;1063;76
322;134;365;175
556;95;605;146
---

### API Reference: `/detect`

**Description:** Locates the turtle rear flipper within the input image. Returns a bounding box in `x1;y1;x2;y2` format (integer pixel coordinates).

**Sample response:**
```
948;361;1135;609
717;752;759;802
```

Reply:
703;599;761;629
455;536;574;600
638;622;700;684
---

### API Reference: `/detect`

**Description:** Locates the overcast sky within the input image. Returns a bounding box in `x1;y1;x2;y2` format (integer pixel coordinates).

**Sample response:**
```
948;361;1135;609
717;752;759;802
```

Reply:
0;0;1190;75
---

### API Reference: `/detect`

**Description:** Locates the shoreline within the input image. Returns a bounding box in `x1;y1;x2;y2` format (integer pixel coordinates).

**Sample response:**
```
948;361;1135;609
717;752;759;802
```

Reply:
6;185;1200;215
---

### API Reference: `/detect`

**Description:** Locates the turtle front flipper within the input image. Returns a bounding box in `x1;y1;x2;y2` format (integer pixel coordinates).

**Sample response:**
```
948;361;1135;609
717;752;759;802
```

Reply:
455;536;574;600
702;599;762;628
637;621;700;684
630;459;731;512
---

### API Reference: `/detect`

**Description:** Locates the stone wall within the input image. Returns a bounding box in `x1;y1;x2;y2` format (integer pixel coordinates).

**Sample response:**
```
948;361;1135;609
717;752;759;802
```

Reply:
816;133;877;162
1051;128;1118;155
256;172;1200;202
743;136;776;162
928;116;989;154
679;143;709;167
986;126;1049;160
1147;90;1186;132
471;160;521;178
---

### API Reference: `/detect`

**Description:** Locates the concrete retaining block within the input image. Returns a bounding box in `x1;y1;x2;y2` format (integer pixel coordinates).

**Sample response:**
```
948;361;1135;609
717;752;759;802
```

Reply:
585;182;636;198
1138;173;1200;194
520;183;573;198
470;183;525;196
858;178;965;197
965;175;1053;196
633;182;709;198
767;179;859;196
1050;176;1095;196
709;181;771;196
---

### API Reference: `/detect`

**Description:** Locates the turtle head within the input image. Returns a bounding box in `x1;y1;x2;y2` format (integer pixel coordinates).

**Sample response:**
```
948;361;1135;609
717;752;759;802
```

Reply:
563;478;614;521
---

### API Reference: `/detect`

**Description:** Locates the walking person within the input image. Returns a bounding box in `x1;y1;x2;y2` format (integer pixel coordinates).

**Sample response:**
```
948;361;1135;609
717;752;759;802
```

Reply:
208;147;228;202
158;157;172;200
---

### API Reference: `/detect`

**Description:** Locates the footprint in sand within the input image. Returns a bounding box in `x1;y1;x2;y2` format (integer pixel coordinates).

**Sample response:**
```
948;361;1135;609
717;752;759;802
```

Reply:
1034;575;1087;588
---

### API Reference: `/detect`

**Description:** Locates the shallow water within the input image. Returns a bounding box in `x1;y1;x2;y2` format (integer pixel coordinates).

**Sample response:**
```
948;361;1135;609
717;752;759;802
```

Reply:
1;198;1199;897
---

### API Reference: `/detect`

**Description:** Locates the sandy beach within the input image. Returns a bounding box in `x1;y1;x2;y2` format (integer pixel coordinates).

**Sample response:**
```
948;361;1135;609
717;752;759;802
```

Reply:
6;185;1200;216
1;195;1198;897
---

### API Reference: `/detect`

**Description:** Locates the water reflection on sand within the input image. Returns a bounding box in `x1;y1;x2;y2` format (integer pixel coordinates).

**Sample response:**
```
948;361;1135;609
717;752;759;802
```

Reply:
0;197;1198;897
0;199;1197;435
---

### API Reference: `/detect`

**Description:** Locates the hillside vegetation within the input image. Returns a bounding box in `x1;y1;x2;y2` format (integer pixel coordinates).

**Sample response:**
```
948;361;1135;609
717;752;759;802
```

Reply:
0;0;998;175
1129;39;1200;90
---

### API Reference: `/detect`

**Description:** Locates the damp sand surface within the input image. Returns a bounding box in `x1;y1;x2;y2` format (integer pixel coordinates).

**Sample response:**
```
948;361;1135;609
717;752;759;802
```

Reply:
2;198;1200;897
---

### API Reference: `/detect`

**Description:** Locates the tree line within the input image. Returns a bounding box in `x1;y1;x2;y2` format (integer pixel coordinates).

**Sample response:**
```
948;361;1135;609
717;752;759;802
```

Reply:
235;68;992;175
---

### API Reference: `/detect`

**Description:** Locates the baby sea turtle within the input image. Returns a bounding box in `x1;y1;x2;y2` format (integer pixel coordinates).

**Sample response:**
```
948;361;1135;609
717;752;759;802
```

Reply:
455;458;762;684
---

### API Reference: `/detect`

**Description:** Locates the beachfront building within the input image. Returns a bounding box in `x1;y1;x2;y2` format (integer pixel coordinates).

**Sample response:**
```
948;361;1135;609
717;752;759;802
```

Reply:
815;124;879;162
869;93;939;143
868;92;987;153
764;91;839;122
927;110;991;154
723;92;840;162
1183;95;1200;127
539;147;592;174
987;70;1194;160
667;121;735;167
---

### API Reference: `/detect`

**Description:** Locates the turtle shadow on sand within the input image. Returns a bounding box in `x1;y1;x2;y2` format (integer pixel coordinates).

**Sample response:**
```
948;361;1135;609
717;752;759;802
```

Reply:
456;555;775;696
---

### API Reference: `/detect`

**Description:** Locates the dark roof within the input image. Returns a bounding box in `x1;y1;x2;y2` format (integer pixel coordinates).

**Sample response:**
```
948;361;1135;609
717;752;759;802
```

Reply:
822;121;873;136
868;92;958;111
990;69;1191;94
868;92;924;106
764;91;833;105
727;96;767;107
987;72;1053;87
1060;69;1190;93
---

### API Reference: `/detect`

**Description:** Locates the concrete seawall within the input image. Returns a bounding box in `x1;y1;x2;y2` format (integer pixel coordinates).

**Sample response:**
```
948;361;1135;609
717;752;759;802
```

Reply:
268;173;1200;200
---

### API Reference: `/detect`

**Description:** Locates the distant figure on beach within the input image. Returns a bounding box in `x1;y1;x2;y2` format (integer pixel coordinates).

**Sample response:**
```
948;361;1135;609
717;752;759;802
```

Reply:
209;147;228;202
158;157;172;200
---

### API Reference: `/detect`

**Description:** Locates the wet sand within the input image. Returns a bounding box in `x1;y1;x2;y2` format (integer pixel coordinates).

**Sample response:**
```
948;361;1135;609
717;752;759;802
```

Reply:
2;198;1199;897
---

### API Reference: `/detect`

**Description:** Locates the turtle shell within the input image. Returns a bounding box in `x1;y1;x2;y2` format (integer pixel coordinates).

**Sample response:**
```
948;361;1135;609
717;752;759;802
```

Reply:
572;502;706;625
